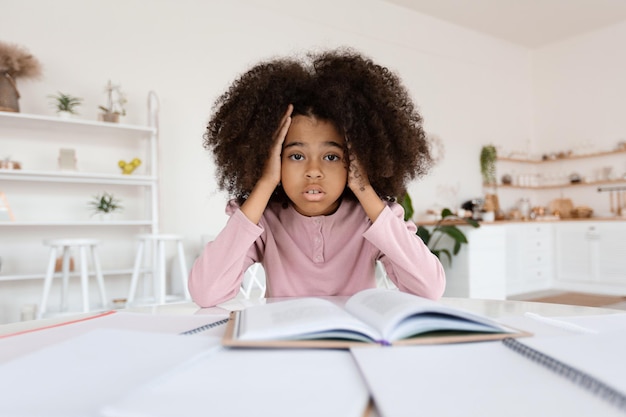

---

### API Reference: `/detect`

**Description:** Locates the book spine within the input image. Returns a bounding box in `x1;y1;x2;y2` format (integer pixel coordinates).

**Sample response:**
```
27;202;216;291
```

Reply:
502;337;626;412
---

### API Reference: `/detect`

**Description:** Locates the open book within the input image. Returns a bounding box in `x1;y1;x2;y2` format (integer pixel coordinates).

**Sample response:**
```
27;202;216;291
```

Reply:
222;288;529;348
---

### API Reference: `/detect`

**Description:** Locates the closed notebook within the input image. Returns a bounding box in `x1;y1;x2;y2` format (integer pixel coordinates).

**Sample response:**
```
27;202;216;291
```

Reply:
351;331;626;416
222;288;529;348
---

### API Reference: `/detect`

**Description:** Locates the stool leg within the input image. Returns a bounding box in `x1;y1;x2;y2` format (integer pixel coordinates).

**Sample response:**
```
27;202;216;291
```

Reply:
176;241;190;300
157;239;166;304
61;246;72;312
38;246;58;320
90;245;107;309
128;240;145;305
79;245;90;313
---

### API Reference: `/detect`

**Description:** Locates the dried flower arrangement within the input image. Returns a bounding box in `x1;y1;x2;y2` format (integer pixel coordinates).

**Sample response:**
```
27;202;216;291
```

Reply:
98;80;127;122
0;41;43;112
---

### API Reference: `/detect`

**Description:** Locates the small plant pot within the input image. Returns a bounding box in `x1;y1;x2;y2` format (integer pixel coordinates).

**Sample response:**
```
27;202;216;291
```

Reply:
99;113;120;123
57;111;73;119
95;212;114;221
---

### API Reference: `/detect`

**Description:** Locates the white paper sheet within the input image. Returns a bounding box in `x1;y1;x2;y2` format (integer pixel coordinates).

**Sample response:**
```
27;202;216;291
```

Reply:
0;329;219;417
0;311;229;363
101;348;370;417
352;338;625;417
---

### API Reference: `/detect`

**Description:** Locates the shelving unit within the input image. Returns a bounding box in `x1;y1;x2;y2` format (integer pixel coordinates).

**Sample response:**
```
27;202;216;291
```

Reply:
0;93;160;282
498;148;626;163
495;148;626;190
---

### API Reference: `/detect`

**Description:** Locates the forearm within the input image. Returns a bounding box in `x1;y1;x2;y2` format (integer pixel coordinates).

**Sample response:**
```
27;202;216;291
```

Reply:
240;179;276;225
364;205;446;299
351;184;385;223
188;210;262;306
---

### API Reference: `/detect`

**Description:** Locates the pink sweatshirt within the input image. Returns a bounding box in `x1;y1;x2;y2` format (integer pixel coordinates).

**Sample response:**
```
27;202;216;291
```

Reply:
189;199;445;307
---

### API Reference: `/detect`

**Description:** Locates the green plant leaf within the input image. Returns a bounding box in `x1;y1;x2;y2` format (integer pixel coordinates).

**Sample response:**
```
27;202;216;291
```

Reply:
399;193;414;221
441;207;454;219
453;239;462;255
464;218;480;228
435;225;468;244
437;249;452;265
416;226;431;246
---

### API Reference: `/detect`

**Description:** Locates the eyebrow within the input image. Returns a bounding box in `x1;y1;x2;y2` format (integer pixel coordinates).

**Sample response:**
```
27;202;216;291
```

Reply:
283;141;344;150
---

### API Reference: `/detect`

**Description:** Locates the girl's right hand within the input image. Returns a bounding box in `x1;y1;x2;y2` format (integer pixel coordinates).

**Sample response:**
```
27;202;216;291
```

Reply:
259;104;293;187
240;104;292;225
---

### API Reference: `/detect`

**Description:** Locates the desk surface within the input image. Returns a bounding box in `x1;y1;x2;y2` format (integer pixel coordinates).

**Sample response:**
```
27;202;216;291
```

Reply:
1;296;624;417
0;296;621;338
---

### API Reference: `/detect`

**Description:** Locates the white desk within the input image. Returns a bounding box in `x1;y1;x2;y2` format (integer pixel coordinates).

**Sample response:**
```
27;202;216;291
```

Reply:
0;297;624;417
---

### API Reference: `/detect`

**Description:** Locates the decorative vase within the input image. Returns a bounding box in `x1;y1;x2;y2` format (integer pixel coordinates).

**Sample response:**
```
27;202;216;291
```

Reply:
57;110;73;119
99;112;119;123
0;72;20;112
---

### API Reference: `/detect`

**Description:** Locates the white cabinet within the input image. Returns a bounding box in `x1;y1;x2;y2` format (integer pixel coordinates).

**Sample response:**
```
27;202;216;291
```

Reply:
505;223;553;296
0;100;159;282
442;225;507;300
554;221;626;292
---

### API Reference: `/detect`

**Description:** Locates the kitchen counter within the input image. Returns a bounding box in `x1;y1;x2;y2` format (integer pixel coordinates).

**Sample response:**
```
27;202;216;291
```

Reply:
416;216;626;226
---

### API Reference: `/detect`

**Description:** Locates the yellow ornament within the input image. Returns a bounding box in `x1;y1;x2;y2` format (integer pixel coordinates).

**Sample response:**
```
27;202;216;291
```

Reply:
118;158;142;175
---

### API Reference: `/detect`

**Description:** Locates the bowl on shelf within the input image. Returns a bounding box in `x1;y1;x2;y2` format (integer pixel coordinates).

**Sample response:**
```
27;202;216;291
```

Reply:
570;206;593;218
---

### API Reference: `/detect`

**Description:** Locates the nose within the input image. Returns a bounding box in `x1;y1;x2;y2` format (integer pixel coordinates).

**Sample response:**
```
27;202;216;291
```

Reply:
305;161;323;179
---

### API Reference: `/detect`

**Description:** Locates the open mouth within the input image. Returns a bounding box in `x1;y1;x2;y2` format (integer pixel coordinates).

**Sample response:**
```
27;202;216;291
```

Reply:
303;188;325;201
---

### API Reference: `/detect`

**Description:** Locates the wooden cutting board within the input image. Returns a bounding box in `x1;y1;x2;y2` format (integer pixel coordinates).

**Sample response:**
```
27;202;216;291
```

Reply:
549;198;574;218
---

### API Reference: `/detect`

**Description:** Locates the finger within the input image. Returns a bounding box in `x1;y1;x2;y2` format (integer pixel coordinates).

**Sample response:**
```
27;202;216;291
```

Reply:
274;107;292;150
273;104;293;138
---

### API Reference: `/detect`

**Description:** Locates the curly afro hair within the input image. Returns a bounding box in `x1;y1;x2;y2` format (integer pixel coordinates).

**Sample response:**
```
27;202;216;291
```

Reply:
204;47;432;205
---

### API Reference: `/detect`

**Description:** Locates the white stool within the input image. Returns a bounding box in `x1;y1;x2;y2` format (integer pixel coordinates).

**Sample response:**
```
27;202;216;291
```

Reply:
127;234;190;305
38;238;107;319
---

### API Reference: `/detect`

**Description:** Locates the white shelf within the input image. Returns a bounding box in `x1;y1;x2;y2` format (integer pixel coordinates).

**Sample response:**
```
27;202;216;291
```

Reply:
0;169;156;185
0;268;143;282
0;220;153;227
0;111;155;135
0;93;160;285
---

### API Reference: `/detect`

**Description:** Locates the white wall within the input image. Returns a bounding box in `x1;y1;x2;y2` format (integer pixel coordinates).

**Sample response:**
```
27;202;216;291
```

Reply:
526;21;626;216
1;0;533;322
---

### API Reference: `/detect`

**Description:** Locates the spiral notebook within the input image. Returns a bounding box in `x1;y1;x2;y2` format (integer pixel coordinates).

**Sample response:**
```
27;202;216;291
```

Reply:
351;331;626;416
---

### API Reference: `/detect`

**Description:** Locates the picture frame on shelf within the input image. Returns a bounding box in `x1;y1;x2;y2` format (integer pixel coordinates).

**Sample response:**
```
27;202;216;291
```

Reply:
58;148;77;171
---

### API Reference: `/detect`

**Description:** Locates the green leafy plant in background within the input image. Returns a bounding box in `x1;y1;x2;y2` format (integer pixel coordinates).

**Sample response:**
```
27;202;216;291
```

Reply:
400;193;479;266
48;92;83;114
480;145;498;185
89;192;123;215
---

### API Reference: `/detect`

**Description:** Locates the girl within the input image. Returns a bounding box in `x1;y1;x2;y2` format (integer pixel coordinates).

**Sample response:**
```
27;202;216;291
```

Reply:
189;48;445;307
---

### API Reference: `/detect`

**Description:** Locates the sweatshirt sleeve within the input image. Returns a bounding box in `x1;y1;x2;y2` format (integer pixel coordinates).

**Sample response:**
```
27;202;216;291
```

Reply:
362;203;446;300
188;207;263;307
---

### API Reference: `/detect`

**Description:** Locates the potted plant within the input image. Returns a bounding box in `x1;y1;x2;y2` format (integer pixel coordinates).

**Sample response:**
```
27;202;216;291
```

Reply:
416;208;479;266
48;92;83;118
400;193;479;266
0;41;42;112
98;80;127;123
89;192;123;219
480;145;498;185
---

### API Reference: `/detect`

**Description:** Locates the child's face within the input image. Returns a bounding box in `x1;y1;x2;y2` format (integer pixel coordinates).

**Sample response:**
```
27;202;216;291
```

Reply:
281;115;347;217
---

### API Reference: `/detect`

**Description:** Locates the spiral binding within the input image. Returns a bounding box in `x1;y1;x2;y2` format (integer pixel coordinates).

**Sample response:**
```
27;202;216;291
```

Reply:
502;337;626;412
180;318;230;335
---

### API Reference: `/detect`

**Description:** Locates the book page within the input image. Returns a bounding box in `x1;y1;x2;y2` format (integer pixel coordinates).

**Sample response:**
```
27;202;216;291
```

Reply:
238;297;382;342
345;288;511;342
